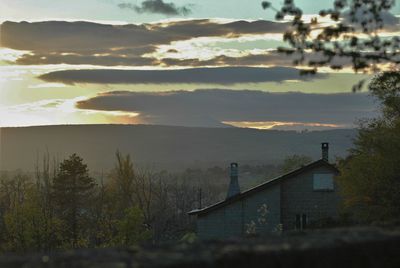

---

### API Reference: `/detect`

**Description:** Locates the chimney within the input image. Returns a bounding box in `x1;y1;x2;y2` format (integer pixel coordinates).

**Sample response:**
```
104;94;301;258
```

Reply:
226;163;240;199
321;142;329;162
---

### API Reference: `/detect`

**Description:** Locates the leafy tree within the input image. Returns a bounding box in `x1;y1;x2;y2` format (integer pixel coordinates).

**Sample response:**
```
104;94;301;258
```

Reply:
368;71;400;120
337;72;400;222
1;173;62;252
262;0;399;88
4;189;62;252
113;206;151;247
89;178;118;247
34;152;61;251
111;152;170;241
280;154;313;173
1;174;35;251
110;152;164;235
52;154;96;248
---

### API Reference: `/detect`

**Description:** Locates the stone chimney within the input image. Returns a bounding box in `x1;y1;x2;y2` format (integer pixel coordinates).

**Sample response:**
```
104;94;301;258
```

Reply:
321;142;329;162
226;163;240;199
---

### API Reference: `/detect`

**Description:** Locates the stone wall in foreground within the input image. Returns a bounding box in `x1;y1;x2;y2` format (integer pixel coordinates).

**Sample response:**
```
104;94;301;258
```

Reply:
1;226;400;268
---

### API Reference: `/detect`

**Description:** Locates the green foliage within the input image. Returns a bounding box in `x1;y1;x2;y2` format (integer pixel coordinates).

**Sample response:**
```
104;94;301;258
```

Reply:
114;206;151;247
369;72;400;120
180;232;197;244
4;190;63;252
0;174;62;252
280;154;312;173
337;72;400;222
4;197;42;251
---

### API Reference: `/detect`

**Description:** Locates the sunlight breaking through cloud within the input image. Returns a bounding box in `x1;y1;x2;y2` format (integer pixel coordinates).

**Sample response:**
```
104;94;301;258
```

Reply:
0;98;140;127
223;121;347;131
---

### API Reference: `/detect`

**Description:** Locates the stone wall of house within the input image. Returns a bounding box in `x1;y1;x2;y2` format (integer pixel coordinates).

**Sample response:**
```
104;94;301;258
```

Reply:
281;165;341;230
197;183;281;240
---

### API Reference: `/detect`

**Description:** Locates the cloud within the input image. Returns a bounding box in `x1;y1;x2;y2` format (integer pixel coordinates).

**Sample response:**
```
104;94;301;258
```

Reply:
76;89;377;128
1;20;363;69
0;21;169;53
118;0;192;16
152;50;377;71
1;20;287;52
16;53;156;66
0;20;288;66
2;18;399;68
158;52;293;67
38;67;327;85
12;48;358;69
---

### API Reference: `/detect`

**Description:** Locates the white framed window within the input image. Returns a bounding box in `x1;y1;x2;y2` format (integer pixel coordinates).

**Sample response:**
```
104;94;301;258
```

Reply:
313;173;334;191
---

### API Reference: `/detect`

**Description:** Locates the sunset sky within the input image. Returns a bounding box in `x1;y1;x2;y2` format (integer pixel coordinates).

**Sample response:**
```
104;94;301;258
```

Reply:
1;0;398;130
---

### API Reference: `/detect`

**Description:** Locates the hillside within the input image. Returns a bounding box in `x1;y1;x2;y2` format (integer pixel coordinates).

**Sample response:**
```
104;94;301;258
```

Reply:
0;125;356;172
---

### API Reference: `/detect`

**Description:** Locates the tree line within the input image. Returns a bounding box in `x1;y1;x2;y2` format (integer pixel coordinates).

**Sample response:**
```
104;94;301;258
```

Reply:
0;151;286;252
0;152;203;252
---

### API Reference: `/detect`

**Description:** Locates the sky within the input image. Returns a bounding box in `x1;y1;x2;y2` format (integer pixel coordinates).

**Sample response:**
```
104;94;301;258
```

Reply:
0;0;397;130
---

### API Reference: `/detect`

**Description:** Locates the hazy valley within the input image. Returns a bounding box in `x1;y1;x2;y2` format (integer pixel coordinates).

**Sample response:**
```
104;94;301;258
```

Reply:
0;124;356;172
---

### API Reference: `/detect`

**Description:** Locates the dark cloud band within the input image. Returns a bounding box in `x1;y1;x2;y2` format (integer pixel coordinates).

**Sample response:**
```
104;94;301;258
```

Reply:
0;20;289;66
38;67;327;85
76;89;377;128
118;0;192;16
0;20;287;52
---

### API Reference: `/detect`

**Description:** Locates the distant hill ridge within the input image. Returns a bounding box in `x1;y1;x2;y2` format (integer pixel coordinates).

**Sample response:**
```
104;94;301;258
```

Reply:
0;124;356;172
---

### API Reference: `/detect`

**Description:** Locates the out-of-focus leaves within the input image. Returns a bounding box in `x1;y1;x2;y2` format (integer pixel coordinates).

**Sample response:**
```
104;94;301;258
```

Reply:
262;0;399;74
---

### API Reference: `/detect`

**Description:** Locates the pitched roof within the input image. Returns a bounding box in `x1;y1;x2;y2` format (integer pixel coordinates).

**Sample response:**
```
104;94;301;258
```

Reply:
188;159;338;216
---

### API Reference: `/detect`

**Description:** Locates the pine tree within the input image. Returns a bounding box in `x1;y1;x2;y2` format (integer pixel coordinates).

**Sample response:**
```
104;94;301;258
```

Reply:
53;154;95;248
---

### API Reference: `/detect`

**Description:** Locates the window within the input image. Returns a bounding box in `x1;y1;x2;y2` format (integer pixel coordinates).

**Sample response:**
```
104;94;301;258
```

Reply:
313;173;334;191
295;214;307;230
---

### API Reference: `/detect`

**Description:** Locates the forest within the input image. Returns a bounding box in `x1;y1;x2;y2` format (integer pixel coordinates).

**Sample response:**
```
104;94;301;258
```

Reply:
0;150;290;252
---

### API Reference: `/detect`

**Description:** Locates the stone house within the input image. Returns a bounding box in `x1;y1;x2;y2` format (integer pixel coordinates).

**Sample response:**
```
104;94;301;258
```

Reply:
188;143;341;240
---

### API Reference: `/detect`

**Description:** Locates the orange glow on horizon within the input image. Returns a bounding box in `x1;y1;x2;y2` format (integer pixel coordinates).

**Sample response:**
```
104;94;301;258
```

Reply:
223;121;346;130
